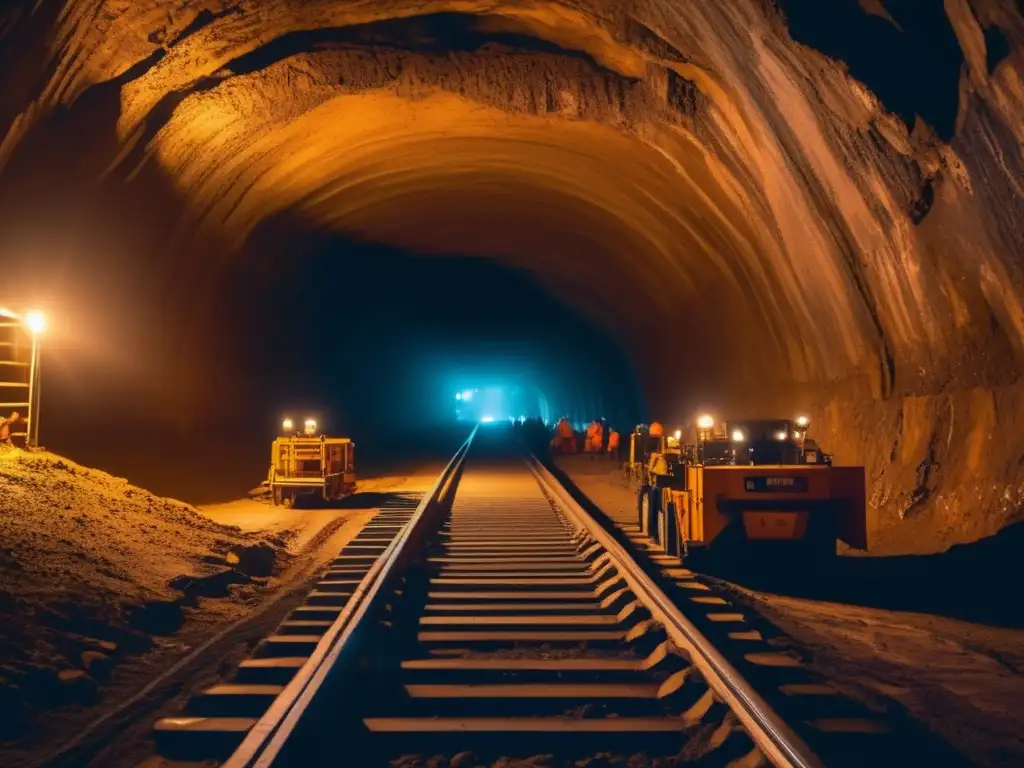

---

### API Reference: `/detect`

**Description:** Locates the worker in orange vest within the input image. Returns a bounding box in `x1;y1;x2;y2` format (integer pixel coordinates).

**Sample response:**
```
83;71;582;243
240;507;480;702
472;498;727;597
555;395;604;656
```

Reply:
555;417;576;454
584;420;603;455
606;429;620;460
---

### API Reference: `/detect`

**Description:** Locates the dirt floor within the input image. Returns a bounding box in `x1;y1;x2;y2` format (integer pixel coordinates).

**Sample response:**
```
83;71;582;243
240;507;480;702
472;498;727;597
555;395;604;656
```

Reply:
554;455;1024;768
0;445;443;767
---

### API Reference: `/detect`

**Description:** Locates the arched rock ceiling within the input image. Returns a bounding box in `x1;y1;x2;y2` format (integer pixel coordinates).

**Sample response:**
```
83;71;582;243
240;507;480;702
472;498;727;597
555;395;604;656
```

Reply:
3;0;1024;407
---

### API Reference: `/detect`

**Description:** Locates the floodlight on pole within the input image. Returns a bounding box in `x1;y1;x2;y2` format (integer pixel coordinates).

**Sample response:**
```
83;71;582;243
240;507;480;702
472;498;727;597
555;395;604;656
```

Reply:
22;311;46;448
25;311;46;335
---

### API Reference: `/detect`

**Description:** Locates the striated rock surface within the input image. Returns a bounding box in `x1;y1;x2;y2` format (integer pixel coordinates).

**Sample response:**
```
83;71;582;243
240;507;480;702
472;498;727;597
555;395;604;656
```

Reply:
0;0;1022;552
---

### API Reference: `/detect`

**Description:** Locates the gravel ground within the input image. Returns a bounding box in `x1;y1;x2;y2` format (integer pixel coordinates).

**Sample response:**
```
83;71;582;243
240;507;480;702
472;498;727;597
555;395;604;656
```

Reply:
555;455;1024;767
0;445;441;764
0;447;284;735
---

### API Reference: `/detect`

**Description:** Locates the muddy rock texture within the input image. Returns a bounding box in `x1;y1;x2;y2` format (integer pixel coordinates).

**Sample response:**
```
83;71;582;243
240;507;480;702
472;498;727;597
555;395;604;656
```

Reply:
0;449;282;736
0;1;1023;553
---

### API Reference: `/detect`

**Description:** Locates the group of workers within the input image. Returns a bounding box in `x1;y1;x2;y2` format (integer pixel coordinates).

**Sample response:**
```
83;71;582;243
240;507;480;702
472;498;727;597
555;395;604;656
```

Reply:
552;417;620;459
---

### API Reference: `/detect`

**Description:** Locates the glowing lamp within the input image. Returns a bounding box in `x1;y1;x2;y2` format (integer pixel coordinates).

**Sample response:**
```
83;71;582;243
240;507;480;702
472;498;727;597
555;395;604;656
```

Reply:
25;310;46;335
455;393;462;400
731;429;746;442
304;418;317;435
480;415;494;423
282;418;294;432
674;429;682;440
697;414;714;430
795;416;809;428
774;430;787;441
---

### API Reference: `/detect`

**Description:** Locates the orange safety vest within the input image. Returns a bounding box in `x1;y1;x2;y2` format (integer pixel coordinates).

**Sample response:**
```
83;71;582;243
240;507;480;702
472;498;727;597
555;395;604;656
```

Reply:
607;431;620;450
556;419;574;438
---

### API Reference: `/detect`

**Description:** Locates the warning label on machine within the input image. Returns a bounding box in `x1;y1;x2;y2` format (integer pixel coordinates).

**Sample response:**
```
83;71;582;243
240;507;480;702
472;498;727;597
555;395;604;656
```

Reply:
744;476;809;492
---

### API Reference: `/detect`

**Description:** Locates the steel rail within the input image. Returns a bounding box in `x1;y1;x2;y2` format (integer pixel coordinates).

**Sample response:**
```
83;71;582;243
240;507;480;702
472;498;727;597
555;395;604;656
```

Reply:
528;457;825;768
223;426;477;768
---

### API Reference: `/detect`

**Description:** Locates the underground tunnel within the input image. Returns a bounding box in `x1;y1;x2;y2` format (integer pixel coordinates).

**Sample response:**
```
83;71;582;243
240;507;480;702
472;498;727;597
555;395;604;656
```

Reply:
0;1;1023;765
0;0;1022;553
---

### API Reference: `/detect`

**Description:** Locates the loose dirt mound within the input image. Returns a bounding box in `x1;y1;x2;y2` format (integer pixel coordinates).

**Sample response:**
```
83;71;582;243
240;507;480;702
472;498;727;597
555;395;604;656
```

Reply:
0;448;286;737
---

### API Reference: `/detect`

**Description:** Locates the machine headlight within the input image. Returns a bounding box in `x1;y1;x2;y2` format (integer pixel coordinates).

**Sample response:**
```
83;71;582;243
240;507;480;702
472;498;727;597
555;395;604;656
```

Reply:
697;414;714;430
731;429;745;442
282;418;294;432
795;415;809;427
774;430;787;441
674;429;682;440
304;419;317;434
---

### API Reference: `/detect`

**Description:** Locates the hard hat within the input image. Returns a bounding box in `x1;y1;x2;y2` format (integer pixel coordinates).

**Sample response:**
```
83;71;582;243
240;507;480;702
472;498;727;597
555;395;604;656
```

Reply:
650;421;664;436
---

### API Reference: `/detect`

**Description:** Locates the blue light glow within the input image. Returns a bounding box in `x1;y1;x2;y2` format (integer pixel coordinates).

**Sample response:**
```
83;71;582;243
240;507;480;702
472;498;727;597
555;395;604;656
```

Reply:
480;415;494;423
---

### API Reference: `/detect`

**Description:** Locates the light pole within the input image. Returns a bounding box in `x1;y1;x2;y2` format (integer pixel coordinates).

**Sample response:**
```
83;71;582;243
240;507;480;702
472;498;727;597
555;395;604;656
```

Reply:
696;414;714;464
24;311;45;448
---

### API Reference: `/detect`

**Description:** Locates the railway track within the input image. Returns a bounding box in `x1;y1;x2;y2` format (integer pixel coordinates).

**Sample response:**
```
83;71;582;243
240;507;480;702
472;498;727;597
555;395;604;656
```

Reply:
151;429;961;767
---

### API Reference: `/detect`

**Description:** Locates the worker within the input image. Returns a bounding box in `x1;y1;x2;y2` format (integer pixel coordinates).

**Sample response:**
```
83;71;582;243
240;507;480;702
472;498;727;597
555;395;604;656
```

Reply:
0;411;21;446
606;429;620;460
584;420;603;456
555;417;576;454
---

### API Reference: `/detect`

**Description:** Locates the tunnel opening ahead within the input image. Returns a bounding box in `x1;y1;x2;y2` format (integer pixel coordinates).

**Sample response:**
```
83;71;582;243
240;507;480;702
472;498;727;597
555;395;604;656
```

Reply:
0;0;1020;554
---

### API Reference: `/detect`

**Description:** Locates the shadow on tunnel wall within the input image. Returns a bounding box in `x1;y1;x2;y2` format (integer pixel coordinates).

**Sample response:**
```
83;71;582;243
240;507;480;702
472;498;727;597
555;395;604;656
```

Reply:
729;521;1024;629
776;0;965;140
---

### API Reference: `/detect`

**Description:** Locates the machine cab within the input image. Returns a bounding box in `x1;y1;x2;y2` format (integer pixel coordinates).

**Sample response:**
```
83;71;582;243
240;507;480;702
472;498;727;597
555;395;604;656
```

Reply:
725;418;831;466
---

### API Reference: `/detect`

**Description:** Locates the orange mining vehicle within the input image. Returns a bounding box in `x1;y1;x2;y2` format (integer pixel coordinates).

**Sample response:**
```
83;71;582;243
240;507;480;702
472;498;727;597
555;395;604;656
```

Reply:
634;416;866;565
266;418;357;507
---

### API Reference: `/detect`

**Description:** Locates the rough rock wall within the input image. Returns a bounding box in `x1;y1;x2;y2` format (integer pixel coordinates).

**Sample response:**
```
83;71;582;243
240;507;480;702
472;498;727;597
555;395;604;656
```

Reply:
0;0;1021;552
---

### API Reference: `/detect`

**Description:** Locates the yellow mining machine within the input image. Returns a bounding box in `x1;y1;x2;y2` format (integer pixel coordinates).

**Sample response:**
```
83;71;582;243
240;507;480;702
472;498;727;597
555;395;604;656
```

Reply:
633;415;866;565
267;418;356;507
